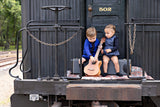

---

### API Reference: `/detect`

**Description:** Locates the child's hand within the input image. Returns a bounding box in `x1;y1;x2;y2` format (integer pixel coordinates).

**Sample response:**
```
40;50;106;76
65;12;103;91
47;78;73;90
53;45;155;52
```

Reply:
90;56;96;62
105;49;112;53
101;50;104;54
94;57;98;61
100;37;106;44
98;45;102;49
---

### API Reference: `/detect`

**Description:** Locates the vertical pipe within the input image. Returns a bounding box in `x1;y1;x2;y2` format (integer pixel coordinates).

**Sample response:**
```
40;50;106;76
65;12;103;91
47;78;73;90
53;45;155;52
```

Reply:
38;28;41;80
26;29;29;73
142;0;145;79
53;8;60;79
52;30;54;78
29;0;32;79
29;32;32;78
47;95;50;107
127;24;129;78
142;24;145;78
47;31;51;79
80;29;82;78
69;100;71;107
126;0;130;78
55;8;58;25
64;28;67;77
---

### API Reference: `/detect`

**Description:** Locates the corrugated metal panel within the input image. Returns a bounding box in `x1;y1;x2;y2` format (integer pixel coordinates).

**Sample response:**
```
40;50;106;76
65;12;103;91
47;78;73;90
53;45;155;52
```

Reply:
128;0;160;80
21;0;84;79
21;0;160;80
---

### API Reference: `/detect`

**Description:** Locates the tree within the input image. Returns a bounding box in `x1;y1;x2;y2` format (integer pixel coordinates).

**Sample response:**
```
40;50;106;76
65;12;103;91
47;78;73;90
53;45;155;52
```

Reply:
0;0;21;49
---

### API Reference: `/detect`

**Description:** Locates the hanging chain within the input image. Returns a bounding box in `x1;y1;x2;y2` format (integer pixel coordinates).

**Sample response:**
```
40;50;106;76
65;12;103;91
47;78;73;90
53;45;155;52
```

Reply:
129;24;136;55
25;28;80;46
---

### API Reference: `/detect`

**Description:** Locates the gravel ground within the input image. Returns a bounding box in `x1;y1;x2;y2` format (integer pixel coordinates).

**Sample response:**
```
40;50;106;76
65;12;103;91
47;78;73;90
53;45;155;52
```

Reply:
0;51;22;107
0;63;22;107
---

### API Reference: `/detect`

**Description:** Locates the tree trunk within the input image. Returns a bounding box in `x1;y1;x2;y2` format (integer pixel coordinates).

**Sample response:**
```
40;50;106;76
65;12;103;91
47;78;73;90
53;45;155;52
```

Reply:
13;17;17;49
4;24;10;50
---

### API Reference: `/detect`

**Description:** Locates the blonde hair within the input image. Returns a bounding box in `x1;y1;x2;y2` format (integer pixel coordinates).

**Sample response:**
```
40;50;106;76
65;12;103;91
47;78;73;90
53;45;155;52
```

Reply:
86;27;97;37
105;24;116;32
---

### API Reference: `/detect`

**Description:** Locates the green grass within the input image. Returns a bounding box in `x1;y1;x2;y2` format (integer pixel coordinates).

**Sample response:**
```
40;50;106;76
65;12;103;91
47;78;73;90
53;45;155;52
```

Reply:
0;46;3;51
0;45;22;51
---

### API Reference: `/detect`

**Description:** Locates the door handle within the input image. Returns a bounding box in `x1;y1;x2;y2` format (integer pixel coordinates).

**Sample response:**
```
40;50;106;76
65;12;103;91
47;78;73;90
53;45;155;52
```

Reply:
88;5;92;12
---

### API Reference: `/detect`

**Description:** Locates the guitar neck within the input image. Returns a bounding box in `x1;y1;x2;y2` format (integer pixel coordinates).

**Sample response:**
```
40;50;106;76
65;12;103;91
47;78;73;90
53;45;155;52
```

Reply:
94;43;102;59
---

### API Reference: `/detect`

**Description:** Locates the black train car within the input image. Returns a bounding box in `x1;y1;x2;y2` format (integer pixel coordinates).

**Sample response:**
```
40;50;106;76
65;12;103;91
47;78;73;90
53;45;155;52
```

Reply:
10;0;160;107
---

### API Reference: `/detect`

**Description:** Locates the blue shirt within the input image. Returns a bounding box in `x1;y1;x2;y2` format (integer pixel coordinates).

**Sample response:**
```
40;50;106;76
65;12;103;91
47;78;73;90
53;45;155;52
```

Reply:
82;38;100;60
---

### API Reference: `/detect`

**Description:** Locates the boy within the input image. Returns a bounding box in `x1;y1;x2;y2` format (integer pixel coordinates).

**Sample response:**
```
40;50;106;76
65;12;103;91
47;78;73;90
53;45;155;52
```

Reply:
80;27;105;76
81;27;100;64
102;24;123;77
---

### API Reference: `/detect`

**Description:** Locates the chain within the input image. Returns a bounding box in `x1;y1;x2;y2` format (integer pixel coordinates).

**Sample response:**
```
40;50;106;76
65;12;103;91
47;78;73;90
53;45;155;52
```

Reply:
129;24;136;55
25;28;80;46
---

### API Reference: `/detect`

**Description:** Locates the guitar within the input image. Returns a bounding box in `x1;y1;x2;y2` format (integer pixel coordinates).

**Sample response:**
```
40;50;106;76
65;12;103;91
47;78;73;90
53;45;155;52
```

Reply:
84;42;103;76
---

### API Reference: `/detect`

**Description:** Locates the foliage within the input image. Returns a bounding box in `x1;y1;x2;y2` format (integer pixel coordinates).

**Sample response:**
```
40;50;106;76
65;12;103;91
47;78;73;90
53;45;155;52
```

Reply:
0;0;21;50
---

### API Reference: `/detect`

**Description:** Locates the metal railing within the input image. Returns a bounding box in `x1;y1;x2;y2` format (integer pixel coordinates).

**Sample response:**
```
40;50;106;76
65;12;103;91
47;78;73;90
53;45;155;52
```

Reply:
9;5;84;80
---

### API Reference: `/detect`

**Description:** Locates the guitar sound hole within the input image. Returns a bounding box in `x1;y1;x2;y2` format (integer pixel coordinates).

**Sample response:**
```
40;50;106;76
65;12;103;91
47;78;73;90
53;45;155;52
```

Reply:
88;68;94;71
92;61;96;64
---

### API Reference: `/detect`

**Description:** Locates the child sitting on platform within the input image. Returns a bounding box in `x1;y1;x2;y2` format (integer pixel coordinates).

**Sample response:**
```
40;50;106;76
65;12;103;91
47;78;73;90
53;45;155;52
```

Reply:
80;27;100;64
79;27;105;76
102;24;123;77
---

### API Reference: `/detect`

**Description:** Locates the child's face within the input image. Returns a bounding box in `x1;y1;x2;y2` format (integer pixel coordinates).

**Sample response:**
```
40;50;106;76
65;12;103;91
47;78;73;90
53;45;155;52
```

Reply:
104;28;115;38
87;35;96;43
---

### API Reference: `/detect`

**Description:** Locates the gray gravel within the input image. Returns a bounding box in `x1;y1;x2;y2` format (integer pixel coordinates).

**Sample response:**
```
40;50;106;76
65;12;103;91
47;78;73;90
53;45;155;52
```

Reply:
0;64;22;107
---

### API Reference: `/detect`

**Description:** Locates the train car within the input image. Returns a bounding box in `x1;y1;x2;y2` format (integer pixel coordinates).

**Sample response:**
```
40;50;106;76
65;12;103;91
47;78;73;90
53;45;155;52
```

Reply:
10;0;160;107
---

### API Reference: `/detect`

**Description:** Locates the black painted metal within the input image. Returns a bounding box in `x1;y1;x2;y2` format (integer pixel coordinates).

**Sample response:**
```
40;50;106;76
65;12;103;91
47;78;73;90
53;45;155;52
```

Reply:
11;94;48;107
41;5;72;80
126;0;130;78
38;28;41;80
21;0;85;79
64;28;67;77
18;0;160;78
9;28;22;80
23;23;83;80
80;29;83;77
21;0;160;80
142;97;157;107
14;79;142;95
86;0;126;58
14;80;69;95
128;0;160;80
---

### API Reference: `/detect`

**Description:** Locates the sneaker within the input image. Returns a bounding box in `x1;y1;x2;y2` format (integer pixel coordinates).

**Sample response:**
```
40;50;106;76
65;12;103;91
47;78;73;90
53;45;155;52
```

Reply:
102;73;108;77
116;72;123;77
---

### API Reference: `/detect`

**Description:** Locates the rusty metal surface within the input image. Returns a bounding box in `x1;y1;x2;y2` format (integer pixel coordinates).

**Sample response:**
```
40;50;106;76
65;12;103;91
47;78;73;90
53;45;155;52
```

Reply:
66;83;142;101
70;79;142;84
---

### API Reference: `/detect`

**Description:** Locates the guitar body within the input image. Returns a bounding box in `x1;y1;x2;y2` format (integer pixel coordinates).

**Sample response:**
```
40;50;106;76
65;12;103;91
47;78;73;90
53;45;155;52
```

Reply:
84;59;102;76
83;40;105;77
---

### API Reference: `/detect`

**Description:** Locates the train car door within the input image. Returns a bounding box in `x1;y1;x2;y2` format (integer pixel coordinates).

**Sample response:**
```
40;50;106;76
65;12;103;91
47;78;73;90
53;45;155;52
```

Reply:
86;0;125;58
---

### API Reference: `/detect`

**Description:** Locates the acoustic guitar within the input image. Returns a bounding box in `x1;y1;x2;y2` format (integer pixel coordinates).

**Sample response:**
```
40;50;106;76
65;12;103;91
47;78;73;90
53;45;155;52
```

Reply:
84;42;103;76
